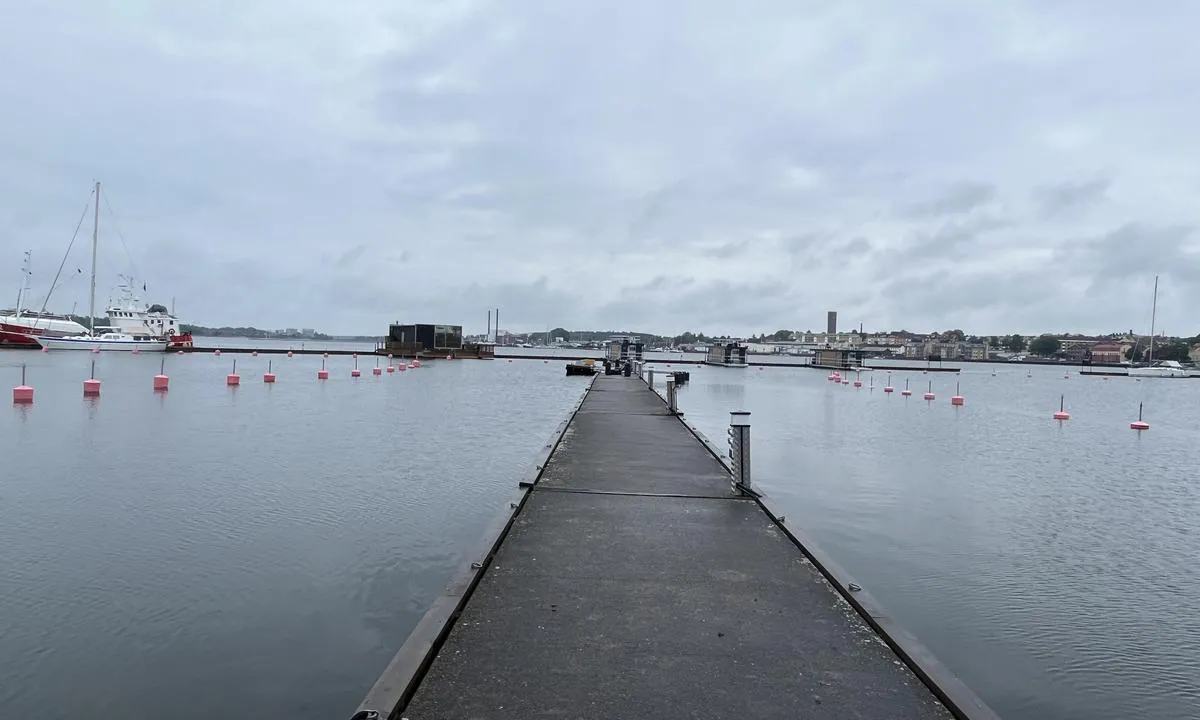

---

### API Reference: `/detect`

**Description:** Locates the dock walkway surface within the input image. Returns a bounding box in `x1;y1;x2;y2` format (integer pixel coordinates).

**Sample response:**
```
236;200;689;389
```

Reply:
362;375;975;719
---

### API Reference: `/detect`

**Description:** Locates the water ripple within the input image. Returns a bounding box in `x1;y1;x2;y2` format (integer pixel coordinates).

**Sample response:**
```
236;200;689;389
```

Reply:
676;363;1200;720
0;349;586;719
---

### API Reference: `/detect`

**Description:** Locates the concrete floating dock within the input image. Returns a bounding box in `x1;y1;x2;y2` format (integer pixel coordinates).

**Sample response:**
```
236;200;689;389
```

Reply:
356;375;997;720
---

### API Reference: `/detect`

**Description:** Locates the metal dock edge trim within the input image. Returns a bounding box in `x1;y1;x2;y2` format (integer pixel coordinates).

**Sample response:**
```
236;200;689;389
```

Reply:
647;383;1000;720
353;375;597;720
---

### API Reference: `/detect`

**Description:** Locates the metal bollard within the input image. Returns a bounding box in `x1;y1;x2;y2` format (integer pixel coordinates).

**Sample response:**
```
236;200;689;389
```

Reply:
728;411;751;493
648;368;654;389
666;375;678;414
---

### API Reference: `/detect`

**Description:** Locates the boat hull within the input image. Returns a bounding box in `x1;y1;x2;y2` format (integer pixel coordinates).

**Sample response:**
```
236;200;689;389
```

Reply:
0;317;89;338
36;336;168;352
0;326;41;347
1126;368;1188;378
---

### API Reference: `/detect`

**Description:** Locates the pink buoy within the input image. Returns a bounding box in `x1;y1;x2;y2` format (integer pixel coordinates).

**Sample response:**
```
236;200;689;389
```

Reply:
1053;395;1069;421
226;359;240;386
884;386;894;393
287;351;294;357
153;357;169;392
83;378;101;396
317;369;329;380
923;380;935;401
251;351;258;357
91;347;100;354
388;353;393;359
398;364;407;372
12;364;33;404
176;350;184;355
372;367;382;376
132;348;140;355
351;369;361;378
264;360;276;383
215;349;221;356
950;381;964;406
1130;402;1149;431
853;380;863;388
323;352;329;358
41;346;48;353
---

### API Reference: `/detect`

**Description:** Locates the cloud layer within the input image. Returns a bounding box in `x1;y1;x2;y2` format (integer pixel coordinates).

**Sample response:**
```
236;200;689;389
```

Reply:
3;1;1198;336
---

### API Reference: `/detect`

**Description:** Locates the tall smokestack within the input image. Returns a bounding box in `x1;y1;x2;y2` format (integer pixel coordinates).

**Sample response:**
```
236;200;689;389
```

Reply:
827;311;837;335
495;308;500;345
487;310;492;341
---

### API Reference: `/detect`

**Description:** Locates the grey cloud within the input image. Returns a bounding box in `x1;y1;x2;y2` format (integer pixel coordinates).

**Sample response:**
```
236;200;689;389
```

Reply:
899;182;997;219
1034;177;1110;218
837;237;873;254
900;213;1012;263
702;240;751;259
5;2;1200;336
336;244;368;267
1057;223;1200;284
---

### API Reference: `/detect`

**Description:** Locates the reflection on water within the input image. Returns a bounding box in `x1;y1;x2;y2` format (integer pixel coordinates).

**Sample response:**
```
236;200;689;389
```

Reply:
673;363;1200;720
703;382;746;404
0;351;587;720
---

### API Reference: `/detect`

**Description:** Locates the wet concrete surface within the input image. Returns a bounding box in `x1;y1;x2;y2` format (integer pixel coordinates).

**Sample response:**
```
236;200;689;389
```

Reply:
404;376;951;719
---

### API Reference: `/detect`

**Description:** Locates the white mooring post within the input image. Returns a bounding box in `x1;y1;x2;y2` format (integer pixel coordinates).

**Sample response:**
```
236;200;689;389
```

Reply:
728;411;751;493
648;368;655;389
666;375;678;414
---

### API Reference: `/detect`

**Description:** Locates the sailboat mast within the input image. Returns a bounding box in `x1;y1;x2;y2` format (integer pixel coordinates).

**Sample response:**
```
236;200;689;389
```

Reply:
89;181;100;335
15;250;30;314
1148;274;1158;364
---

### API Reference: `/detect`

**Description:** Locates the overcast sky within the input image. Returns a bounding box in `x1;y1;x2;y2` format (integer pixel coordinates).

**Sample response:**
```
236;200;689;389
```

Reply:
2;1;1197;337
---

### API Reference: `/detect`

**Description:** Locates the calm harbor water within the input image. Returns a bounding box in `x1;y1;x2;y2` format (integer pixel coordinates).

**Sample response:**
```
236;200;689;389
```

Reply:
5;342;1199;719
0;346;587;719
664;362;1200;720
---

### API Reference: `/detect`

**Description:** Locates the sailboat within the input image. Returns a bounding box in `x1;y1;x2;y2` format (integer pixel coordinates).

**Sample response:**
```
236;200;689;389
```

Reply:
0;251;90;345
1127;275;1186;378
36;182;168;352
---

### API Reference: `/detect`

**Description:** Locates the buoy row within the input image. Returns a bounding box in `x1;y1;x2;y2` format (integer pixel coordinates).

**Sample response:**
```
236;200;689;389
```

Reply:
831;378;1150;428
12;353;423;404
